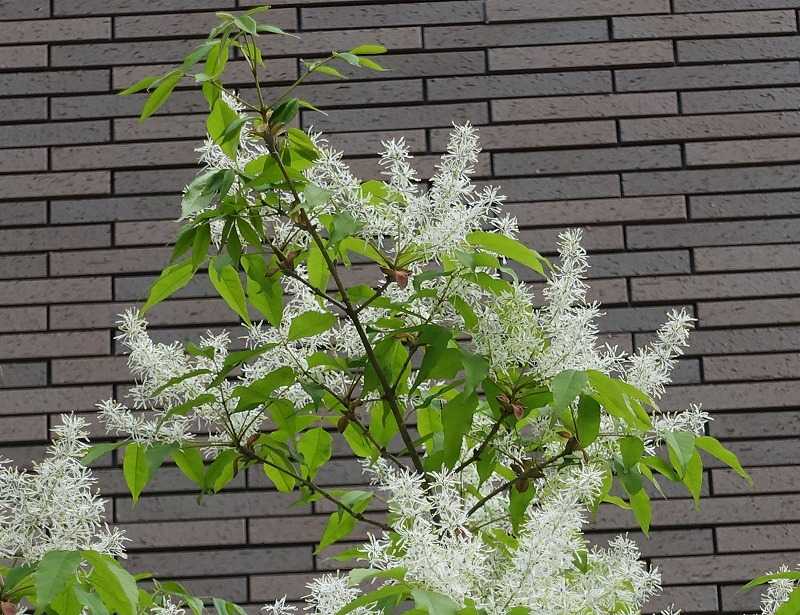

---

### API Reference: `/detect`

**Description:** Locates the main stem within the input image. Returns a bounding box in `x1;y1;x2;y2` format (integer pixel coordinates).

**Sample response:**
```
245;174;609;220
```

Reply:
261;134;427;480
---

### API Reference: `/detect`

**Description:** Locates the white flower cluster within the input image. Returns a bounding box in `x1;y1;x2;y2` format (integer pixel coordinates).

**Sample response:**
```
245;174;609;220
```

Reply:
103;118;707;455
752;567;800;615
0;415;126;563
263;458;660;615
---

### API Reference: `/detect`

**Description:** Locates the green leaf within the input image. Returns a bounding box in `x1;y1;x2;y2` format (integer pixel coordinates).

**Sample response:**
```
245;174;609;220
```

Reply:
575;395;601;448
777;588;800;615
242;254;284;327
81;440;126;466
509;481;535;533
318;491;373;552
460;349;488;396
629;489;651;536
586;370;652;430
203;449;237;493
172;446;205;487
619;436;644;469
82;552;139;615
123;442;176;503
288;310;337;341
261;447;296;493
271;98;299;125
349;44;388;55
357;56;386;71
313;64;346;79
123;443;150;503
411;589;459;615
304;183;330;211
233;366;295;412
257;23;299;38
140;71;182;121
209;343;278;387
743;571;800;591
209;256;251;325
151;368;212;397
442;392;478;468
666;431;696;475
207;98;243;159
118;76;158;96
550;369;587;413
466;230;545;275
695;435;752;485
338;237;387;266
234;14;258;35
73;587;110;615
298;428;333;479
336;583;409;615
34;551;81;606
141;260;195;313
683;450;704;507
307;240;330;294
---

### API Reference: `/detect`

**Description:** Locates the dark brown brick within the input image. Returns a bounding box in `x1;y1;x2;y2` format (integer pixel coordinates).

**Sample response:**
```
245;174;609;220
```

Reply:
0;331;108;360
492;92;677;121
0;362;47;389
628;219;800;248
50;195;178;223
486;174;621;202
432;120;617;151
52;141;198;171
0;254;47;280
0;69;109;96
632;271;800;301
698;297;800;326
0;172;109;200
623;164;800;196
0;277;111;306
662;380;800;411
427;71;612;101
705;352;800;381
0;0;48;19
303;1;482;29
127;547;311;577
53;1;235;15
0;225;110;252
50;299;238;330
303;102;488;132
0;149;47;173
0;307;47;332
681;86;800;113
621;111;800;142
114;9;295;38
115;492;309;522
0;97;47;122
616;61;799;91
0;45;47;69
614;10;796;38
0;415;47;442
687;136;800;166
120;519;246;549
425;20;609;49
695;244;800;271
675;0;800;11
503;196;685;226
679;34;800;62
0;386;110;416
0;120;109;148
490;41;673;71
487;0;670;21
691;190;800;219
0;17;110;43
494;144;681;175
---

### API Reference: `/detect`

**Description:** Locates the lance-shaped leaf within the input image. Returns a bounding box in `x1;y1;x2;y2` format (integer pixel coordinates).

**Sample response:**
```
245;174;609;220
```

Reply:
34;551;82;607
82;552;138;615
466;230;546;275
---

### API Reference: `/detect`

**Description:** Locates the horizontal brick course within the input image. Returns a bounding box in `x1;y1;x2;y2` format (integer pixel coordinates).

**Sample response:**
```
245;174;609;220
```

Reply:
489;41;674;71
616;61;799;91
613;10;797;39
487;0;670;21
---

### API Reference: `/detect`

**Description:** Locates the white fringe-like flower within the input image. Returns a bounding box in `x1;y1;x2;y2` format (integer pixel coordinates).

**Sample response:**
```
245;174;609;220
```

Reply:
0;415;126;563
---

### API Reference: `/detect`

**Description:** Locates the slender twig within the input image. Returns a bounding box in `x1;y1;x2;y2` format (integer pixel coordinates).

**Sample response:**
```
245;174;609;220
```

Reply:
454;417;505;474
264;144;427;479
466;450;570;517
238;446;389;531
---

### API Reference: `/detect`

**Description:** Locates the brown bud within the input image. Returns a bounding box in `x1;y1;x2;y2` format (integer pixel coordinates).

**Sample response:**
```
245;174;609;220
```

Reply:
337;416;350;433
393;269;410;289
514;478;530;493
511;402;525;420
557;430;573;440
510;461;524;475
245;433;259;450
565;436;581;454
280;250;299;271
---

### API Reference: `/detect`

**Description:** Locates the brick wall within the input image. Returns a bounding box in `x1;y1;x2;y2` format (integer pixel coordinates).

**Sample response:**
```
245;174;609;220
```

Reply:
1;0;798;612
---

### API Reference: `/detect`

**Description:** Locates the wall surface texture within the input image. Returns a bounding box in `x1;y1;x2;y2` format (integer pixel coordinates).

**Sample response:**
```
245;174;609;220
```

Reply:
1;0;799;612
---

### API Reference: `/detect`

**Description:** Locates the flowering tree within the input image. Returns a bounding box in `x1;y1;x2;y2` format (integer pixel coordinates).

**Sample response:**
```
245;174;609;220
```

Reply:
0;7;788;615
